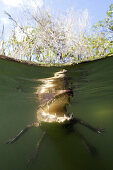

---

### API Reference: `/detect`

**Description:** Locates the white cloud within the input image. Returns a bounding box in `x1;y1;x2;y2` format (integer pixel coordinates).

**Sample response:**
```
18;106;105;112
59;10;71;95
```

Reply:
1;0;44;8
1;17;10;25
1;0;23;7
28;0;44;8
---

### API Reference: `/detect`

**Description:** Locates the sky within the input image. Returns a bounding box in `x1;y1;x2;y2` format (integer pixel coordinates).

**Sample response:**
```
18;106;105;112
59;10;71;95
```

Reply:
0;0;112;39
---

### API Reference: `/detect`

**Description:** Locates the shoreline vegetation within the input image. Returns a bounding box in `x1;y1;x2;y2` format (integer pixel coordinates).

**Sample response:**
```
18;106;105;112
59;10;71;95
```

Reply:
0;4;113;66
0;53;112;67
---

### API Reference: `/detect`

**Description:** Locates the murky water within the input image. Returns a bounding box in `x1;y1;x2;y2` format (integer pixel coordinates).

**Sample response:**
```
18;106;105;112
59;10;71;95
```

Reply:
0;56;113;170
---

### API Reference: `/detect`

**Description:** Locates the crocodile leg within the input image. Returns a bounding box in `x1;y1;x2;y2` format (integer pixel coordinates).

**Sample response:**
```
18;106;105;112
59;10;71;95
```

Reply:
6;122;40;144
28;131;46;165
74;128;98;155
72;117;104;134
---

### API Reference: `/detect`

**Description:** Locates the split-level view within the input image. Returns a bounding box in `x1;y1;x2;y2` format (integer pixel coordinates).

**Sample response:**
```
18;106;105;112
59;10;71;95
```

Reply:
0;1;113;170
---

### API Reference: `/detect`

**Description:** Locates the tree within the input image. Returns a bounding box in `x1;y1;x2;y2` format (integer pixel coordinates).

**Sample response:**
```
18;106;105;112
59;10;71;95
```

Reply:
105;4;113;32
2;5;112;64
4;8;90;64
93;4;113;41
93;4;113;56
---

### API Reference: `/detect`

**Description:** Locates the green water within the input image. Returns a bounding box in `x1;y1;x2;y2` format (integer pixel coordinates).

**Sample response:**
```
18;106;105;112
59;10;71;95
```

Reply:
0;56;113;170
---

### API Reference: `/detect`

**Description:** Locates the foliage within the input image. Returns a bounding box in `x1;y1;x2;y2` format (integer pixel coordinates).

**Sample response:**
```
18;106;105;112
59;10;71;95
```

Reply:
93;4;113;54
3;8;91;64
94;4;113;33
0;5;113;65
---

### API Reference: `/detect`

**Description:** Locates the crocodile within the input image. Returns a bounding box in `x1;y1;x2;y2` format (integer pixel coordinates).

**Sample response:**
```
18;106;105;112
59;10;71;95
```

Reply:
6;69;104;164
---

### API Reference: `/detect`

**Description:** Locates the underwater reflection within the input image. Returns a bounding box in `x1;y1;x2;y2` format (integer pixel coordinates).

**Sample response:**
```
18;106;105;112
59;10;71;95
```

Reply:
36;69;73;123
6;69;104;164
